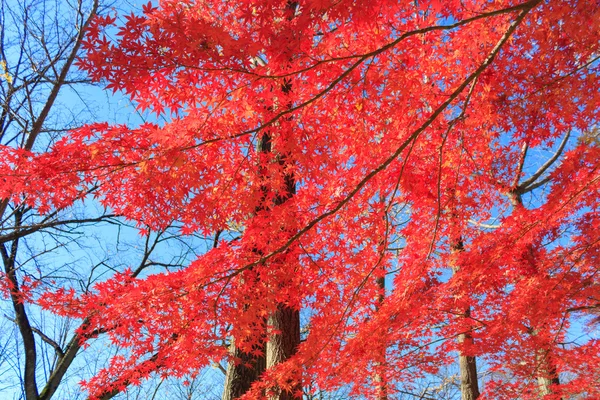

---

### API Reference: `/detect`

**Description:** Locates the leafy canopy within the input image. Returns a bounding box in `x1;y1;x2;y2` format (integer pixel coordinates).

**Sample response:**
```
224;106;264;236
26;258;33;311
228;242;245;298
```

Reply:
1;0;599;398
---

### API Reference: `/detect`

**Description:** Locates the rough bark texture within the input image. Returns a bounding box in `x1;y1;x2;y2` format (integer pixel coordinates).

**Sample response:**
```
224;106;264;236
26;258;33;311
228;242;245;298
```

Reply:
451;239;480;400
264;81;301;399
535;347;561;398
457;309;480;400
266;305;301;400
38;332;82;400
221;135;272;400
223;4;300;396
222;91;300;400
222;337;266;400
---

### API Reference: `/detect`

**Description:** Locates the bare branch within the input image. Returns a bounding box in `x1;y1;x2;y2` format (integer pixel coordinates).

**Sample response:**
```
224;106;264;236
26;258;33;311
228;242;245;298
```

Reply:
23;0;99;151
4;315;64;358
0;214;119;244
518;129;571;193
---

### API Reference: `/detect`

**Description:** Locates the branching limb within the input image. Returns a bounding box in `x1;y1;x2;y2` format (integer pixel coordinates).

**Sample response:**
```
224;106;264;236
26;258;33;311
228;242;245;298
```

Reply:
517;129;571;194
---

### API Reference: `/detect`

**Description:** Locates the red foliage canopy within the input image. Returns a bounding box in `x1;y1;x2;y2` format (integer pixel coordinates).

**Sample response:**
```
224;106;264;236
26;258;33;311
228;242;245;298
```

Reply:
1;0;599;398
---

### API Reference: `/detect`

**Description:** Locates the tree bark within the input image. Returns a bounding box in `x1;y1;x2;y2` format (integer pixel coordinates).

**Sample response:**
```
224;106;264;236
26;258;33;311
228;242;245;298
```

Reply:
222;337;266;400
264;79;301;399
451;239;480;400
457;310;480;400
536;349;560;398
222;97;300;400
223;4;301;397
266;304;301;400
1;210;39;400
374;276;388;400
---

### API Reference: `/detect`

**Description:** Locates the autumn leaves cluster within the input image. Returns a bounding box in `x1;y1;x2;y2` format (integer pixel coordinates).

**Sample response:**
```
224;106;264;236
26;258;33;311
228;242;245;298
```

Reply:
1;0;599;398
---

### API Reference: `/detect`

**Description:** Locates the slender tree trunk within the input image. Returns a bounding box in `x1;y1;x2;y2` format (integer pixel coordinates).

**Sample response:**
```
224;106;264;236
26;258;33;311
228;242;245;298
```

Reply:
456;309;480;400
1;210;39;400
373;276;388;400
451;239;480;400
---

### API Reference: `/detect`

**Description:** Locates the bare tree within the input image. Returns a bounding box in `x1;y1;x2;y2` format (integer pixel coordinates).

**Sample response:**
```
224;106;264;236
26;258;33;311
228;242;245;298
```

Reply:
0;1;104;398
0;1;216;399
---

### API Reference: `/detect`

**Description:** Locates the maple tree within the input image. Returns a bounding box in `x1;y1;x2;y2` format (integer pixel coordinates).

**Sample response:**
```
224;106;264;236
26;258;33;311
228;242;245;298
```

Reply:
1;0;600;399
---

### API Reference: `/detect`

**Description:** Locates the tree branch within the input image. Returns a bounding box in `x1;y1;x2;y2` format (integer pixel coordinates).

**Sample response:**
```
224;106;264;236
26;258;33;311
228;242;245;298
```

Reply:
518;129;571;193
200;0;541;288
4;315;64;358
0;214;118;244
23;0;99;151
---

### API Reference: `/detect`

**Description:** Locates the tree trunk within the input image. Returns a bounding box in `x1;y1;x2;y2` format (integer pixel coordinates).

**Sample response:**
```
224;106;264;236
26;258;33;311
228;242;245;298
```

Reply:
451;239;480;400
222;337;266;400
222;101;300;400
374;276;388;400
264;103;301;399
263;12;301;395
457;310;480;400
266;305;301;400
535;345;560;398
1;211;39;400
223;4;301;397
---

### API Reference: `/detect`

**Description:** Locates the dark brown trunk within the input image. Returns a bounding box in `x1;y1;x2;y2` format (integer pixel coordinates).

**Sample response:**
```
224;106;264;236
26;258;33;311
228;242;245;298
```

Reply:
221;135;273;400
1;211;39;400
264;73;301;399
223;80;300;400
223;4;300;397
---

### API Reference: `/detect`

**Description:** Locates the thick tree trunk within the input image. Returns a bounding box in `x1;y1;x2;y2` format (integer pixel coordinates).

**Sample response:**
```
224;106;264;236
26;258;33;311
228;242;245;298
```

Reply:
451;239;480;400
264;120;301;399
457;309;480;400
223;4;300;396
263;16;301;396
266;305;301;400
222;337;266;400
223;103;300;400
221;135;272;399
535;346;560;398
